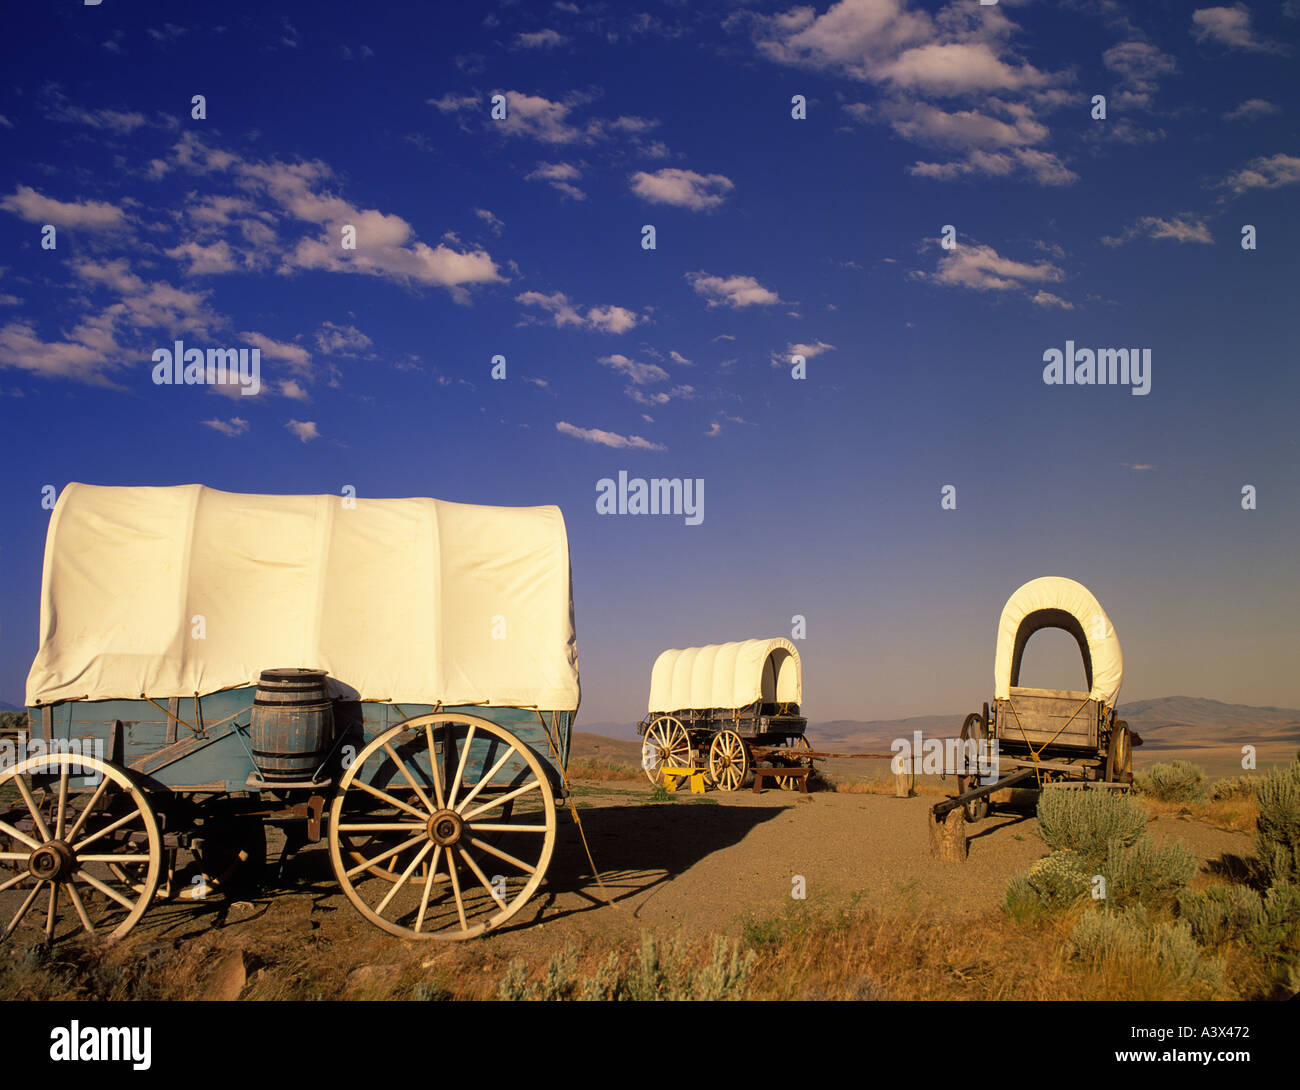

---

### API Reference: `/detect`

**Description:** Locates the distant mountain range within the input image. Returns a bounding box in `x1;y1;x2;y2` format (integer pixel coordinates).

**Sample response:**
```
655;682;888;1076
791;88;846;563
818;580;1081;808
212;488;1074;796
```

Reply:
5;696;1298;753
580;696;1300;753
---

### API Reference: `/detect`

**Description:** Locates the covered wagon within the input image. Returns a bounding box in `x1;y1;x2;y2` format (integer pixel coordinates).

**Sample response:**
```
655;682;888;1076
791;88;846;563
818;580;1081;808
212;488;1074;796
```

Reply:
4;483;580;944
637;639;810;791
941;576;1139;822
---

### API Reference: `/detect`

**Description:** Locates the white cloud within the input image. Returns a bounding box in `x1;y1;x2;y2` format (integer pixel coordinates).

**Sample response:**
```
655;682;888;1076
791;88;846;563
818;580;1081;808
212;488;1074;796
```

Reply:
1221;153;1300;194
525;161;586;200
280;379;310;401
916;241;1065;295
1223;98;1279;121
627;384;694;406
1103;41;1178;109
315;321;371;355
1102;214;1213;246
286;419;320;442
629;168;734;211
1192;5;1286;52
669;350;692;365
515;29;568;49
0;186;127;228
598;353;669;385
474;207;505;234
771;339;835;367
170;135;506;300
203;417;249;437
431;89;659;150
517;290;641;333
743;0;1074;186
555;421;665;450
241;331;312;374
166;239;238;275
1030;290;1074;309
686;271;782;308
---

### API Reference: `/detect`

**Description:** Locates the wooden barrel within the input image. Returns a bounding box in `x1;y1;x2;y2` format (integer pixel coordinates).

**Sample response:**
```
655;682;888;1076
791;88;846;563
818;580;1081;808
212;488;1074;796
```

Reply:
249;668;334;782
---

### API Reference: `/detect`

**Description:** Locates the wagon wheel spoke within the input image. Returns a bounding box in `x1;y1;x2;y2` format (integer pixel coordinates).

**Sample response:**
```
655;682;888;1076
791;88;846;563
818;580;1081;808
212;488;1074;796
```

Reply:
446;725;476;810
456;744;519;814
343;831;429;880
44;883;60;943
414;845;444;933
0;871;33;895
75;869;138;912
72;807;143;853
457;846;509;911
64;880;95;935
424;723;446;811
14;776;52;843
350;779;430;821
382;742;436;815
54;768;70;840
0;820;40;852
374;841;434;918
63;775;111;845
336;822;427;832
4;883;44;939
466;836;536;876
466;823;548;833
445;849;469;932
461;778;540;822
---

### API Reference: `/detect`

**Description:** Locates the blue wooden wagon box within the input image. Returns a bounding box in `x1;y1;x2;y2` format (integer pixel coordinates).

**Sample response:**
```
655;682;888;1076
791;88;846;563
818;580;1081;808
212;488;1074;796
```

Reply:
3;483;581;944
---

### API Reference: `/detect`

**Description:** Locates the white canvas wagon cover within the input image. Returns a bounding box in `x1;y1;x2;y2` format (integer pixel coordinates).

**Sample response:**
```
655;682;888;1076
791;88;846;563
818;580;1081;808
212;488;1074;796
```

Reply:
993;576;1123;706
26;483;580;710
648;638;801;713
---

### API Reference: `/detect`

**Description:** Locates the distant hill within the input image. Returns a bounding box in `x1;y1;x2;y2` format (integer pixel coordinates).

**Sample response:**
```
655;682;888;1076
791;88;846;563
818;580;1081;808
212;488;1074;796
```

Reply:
806;696;1300;753
1120;696;1300;749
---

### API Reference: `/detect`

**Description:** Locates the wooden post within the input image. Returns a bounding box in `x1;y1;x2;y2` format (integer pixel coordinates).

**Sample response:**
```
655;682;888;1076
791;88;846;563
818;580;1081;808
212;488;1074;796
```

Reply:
894;766;911;798
928;807;967;861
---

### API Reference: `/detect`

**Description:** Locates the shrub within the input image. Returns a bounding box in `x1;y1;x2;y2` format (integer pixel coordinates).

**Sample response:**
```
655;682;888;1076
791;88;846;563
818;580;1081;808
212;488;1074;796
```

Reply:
1004;850;1092;916
1255;761;1300;887
1136;761;1206;803
1178;885;1267;946
1035;786;1146;865
1070;906;1223;992
1209;775;1258;802
497;934;756;1001
1104;835;1198;908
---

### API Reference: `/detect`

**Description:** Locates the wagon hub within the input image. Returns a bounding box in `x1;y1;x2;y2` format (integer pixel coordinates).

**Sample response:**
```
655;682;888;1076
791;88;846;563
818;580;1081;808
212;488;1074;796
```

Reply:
427;810;464;847
29;840;76;881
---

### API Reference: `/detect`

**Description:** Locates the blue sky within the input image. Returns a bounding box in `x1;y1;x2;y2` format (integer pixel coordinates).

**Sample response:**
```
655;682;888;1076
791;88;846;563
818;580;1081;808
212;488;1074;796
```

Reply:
1;1;1297;726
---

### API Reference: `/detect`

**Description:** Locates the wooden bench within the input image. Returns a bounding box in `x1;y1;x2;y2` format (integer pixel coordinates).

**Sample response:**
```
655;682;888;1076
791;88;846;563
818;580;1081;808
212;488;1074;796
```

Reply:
752;767;810;794
661;766;708;794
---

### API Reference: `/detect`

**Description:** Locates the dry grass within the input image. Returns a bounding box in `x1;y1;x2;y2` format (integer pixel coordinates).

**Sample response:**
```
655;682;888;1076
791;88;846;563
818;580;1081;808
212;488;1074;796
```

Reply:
565;756;644;782
0;891;1261;1002
1138;793;1261;834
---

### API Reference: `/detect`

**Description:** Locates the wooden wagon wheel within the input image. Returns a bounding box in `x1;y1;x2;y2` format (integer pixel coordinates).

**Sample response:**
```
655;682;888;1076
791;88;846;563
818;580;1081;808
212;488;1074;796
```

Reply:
0;752;162;944
708;730;750;792
954;712;990;821
328;713;556;941
641;716;692;786
776;735;814;791
1105;721;1132;784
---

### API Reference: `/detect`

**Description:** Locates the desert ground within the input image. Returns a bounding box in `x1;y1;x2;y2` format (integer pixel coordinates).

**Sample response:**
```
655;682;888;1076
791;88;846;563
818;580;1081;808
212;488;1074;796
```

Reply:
3;730;1278;1002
